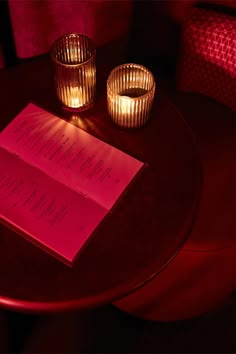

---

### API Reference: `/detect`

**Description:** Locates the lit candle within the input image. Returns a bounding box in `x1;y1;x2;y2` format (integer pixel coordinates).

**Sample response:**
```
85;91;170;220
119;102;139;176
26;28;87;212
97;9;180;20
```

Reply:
58;85;84;109
120;96;133;115
107;63;155;128
68;86;83;108
51;33;96;111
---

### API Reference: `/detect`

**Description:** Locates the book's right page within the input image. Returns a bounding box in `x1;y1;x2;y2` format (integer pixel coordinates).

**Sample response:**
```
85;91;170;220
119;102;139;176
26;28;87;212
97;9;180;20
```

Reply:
0;104;144;210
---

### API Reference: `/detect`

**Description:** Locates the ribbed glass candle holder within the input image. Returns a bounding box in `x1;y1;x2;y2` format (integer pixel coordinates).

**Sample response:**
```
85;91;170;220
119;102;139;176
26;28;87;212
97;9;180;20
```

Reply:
50;33;96;111
107;63;155;128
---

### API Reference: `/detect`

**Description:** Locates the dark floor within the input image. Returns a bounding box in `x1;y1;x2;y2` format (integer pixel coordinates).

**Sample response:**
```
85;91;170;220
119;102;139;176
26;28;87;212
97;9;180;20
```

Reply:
5;295;236;353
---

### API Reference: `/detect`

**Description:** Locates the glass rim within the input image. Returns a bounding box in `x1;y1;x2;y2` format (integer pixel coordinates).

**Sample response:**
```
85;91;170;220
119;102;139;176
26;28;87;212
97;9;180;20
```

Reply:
50;33;96;67
107;63;156;100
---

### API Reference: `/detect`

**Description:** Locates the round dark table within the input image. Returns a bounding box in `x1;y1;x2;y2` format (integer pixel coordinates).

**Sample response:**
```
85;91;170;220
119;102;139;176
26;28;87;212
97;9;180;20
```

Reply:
0;56;202;313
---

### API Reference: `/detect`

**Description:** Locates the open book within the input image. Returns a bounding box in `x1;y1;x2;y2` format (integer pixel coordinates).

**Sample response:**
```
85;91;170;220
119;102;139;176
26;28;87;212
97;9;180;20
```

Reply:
0;104;144;266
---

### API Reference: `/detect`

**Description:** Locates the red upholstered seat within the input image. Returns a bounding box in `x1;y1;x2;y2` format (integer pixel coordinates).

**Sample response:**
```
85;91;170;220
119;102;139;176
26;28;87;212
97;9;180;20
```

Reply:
177;7;236;112
8;0;132;59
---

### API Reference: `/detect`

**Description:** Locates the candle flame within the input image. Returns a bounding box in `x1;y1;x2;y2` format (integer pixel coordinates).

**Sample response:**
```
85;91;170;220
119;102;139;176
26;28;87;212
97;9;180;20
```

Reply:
120;96;133;115
69;86;83;108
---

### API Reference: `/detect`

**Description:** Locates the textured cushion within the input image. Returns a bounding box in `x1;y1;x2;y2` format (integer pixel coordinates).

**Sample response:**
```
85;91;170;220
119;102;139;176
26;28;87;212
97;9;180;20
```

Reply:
177;8;236;111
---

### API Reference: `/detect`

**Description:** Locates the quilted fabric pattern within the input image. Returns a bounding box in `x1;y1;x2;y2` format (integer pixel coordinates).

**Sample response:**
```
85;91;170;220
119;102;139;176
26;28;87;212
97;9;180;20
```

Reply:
177;8;236;111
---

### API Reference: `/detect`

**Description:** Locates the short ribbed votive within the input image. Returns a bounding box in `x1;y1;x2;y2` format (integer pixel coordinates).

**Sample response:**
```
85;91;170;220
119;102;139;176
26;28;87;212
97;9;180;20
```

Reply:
50;33;96;111
107;63;156;128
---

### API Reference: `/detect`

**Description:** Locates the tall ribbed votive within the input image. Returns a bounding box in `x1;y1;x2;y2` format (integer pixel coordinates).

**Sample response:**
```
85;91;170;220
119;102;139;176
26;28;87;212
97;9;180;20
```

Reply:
107;63;155;128
50;33;96;111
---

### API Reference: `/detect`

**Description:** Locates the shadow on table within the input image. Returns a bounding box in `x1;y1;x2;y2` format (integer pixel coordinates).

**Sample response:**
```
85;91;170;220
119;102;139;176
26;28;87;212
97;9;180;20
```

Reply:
4;296;236;353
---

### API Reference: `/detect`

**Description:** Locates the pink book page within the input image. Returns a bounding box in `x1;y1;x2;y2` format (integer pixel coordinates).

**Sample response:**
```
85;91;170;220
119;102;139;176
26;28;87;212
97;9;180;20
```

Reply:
0;147;107;264
0;103;144;210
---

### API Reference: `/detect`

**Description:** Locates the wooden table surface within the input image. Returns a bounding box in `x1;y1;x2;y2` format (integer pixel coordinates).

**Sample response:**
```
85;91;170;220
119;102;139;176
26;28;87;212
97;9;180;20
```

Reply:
0;54;201;313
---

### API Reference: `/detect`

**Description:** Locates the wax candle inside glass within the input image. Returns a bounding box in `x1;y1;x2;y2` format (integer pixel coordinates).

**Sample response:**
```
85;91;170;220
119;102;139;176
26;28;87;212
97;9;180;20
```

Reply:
107;63;155;128
50;33;96;111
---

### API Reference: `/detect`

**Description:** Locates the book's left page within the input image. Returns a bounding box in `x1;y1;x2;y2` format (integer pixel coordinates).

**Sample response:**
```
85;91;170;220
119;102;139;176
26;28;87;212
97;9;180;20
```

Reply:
0;147;107;265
